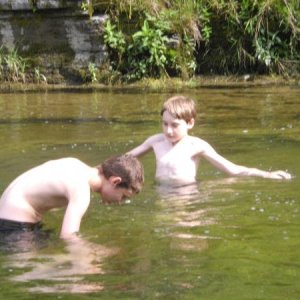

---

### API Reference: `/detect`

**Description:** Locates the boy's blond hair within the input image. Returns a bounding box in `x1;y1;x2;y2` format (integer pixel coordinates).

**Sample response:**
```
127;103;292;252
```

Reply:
160;95;196;122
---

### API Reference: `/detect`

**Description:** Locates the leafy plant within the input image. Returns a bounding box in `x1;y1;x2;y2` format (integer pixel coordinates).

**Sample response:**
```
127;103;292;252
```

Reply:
81;0;94;17
125;19;169;80
93;0;299;79
88;62;98;83
0;47;28;83
103;20;126;69
199;0;300;75
34;67;47;84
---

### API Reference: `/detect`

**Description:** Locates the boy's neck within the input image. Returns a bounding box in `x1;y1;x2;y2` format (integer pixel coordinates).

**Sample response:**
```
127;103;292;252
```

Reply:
89;167;102;191
169;134;189;145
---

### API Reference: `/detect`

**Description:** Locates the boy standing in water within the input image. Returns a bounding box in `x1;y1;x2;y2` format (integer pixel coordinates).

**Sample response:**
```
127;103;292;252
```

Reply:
0;155;144;239
128;95;291;185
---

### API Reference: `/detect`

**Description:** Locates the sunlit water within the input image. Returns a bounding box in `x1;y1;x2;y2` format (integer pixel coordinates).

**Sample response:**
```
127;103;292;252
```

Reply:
0;87;299;299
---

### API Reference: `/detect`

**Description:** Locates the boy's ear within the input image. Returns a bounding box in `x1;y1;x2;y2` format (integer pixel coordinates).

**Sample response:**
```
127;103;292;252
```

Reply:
109;176;122;186
187;118;195;129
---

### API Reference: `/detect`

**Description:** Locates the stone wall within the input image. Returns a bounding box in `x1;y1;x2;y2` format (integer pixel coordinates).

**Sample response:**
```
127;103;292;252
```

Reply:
0;0;108;83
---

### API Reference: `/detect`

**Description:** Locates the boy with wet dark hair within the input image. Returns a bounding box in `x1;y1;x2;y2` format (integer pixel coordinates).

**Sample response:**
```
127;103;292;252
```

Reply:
0;155;144;239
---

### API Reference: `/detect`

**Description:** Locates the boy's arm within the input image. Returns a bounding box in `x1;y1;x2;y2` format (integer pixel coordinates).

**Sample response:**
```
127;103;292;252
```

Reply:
60;184;91;239
127;135;157;157
200;141;292;180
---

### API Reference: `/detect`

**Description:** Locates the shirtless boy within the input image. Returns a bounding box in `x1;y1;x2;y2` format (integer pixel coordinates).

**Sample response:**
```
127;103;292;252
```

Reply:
128;95;291;185
0;155;144;239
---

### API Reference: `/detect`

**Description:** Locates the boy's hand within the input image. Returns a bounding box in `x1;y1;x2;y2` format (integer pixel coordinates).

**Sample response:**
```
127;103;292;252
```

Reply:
268;170;292;180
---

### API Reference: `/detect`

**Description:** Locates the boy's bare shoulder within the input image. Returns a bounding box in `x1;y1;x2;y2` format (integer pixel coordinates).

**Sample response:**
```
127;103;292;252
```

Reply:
187;136;213;153
146;133;166;144
188;135;209;145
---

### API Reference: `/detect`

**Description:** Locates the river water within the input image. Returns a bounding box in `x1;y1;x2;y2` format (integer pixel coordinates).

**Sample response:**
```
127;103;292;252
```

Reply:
0;87;299;299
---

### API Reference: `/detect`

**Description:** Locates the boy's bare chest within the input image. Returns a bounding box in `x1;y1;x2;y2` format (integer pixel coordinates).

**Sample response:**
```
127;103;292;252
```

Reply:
153;139;198;163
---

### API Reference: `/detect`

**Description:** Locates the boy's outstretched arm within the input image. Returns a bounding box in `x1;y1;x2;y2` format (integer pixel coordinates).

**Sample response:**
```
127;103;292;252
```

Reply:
127;143;149;157
127;135;157;157
200;142;292;180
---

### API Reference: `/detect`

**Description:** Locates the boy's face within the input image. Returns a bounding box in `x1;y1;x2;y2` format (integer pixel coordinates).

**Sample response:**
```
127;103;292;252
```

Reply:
162;111;194;144
100;177;134;204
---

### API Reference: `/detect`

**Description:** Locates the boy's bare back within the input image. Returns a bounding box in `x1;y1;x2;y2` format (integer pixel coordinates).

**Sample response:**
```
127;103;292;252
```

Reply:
0;155;144;239
0;158;91;224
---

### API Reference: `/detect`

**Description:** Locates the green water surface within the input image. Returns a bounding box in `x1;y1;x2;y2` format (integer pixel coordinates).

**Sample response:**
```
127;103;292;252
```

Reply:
0;87;299;299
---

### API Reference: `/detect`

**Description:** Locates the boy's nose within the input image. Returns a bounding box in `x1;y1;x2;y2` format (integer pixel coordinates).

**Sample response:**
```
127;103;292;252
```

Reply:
167;126;173;135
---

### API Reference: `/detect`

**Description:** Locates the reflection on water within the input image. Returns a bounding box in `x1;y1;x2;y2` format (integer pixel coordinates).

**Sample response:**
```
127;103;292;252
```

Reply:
155;181;201;200
155;178;242;252
156;182;210;253
4;236;118;294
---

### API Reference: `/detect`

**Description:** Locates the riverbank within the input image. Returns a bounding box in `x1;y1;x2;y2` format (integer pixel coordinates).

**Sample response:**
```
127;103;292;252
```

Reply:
0;75;299;93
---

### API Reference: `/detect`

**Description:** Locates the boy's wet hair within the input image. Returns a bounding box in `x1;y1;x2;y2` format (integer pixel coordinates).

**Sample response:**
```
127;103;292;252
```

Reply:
100;154;144;193
160;95;196;122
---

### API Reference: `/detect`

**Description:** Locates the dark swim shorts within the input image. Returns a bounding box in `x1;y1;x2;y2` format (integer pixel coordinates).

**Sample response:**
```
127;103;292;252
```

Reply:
0;218;42;233
0;218;49;254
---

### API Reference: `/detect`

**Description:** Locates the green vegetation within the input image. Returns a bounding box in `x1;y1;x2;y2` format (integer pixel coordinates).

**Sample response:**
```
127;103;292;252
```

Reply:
0;47;27;83
1;1;299;85
0;46;47;84
84;0;300;83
